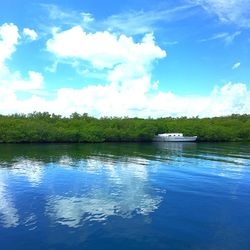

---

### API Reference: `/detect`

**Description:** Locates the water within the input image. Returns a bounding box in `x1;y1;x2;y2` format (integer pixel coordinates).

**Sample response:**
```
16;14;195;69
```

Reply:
0;142;250;250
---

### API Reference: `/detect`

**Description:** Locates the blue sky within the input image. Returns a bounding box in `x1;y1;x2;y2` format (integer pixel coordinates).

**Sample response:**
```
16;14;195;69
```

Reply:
0;0;250;117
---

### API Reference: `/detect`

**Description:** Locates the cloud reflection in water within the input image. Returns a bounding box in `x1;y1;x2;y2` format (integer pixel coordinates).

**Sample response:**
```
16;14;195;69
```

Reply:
0;174;19;228
11;159;44;186
46;156;164;228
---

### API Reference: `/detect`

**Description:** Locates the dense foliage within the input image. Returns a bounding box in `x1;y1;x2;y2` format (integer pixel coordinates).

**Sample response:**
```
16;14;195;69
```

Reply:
0;112;250;143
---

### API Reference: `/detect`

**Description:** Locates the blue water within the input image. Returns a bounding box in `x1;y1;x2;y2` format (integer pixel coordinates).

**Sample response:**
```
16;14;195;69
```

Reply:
0;143;250;250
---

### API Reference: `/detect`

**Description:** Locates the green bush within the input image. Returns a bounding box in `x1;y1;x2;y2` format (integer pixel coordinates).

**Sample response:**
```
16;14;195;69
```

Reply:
0;113;249;142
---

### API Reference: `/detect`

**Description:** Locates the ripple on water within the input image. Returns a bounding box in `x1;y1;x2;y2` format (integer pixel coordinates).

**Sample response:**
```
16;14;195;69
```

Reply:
0;143;250;250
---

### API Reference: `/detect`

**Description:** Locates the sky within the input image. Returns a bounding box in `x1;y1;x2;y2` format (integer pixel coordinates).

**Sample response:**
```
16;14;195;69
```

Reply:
0;0;250;117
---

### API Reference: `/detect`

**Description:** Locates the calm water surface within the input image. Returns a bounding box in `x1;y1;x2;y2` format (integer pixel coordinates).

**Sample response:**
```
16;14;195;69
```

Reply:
0;142;250;250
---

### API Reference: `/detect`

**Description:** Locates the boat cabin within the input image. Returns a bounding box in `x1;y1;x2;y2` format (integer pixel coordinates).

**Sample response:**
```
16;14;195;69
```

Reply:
158;133;183;137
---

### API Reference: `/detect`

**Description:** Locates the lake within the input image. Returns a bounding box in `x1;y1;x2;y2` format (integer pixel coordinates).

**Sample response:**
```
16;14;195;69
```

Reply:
0;142;250;250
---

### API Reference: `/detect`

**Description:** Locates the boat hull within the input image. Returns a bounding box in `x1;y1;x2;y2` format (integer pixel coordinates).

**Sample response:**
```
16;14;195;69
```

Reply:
153;136;197;142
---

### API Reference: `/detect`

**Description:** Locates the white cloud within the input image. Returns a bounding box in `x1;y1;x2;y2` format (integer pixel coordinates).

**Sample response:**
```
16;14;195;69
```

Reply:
232;62;241;70
103;5;196;35
0;23;44;94
23;28;38;41
0;174;19;228
42;4;195;36
192;0;250;27
47;26;166;69
1;70;44;91
0;81;249;118
0;23;250;118
41;4;95;31
81;13;94;24
200;31;241;44
44;27;165;116
0;23;19;65
224;31;241;43
0;23;45;116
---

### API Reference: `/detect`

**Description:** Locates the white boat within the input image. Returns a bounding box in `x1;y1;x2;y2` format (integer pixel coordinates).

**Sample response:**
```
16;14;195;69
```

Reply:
153;133;197;142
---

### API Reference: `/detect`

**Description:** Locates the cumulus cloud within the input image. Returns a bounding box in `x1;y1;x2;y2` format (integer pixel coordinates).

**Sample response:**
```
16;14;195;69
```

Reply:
1;70;44;91
0;81;249;118
0;23;19;65
210;83;250;115
23;28;38;41
46;26;166;69
0;23;250;118
232;62;241;70
44;26;166;116
0;23;44;99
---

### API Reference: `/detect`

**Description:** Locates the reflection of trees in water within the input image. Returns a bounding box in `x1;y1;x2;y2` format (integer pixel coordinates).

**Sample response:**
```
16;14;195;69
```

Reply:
46;156;164;228
0;174;19;228
0;143;164;165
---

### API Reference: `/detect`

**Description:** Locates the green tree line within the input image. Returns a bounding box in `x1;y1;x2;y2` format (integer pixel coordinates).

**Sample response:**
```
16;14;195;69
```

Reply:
0;112;249;143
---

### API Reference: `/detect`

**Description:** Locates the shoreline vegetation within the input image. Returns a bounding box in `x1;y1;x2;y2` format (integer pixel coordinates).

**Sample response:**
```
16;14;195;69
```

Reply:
0;112;250;143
